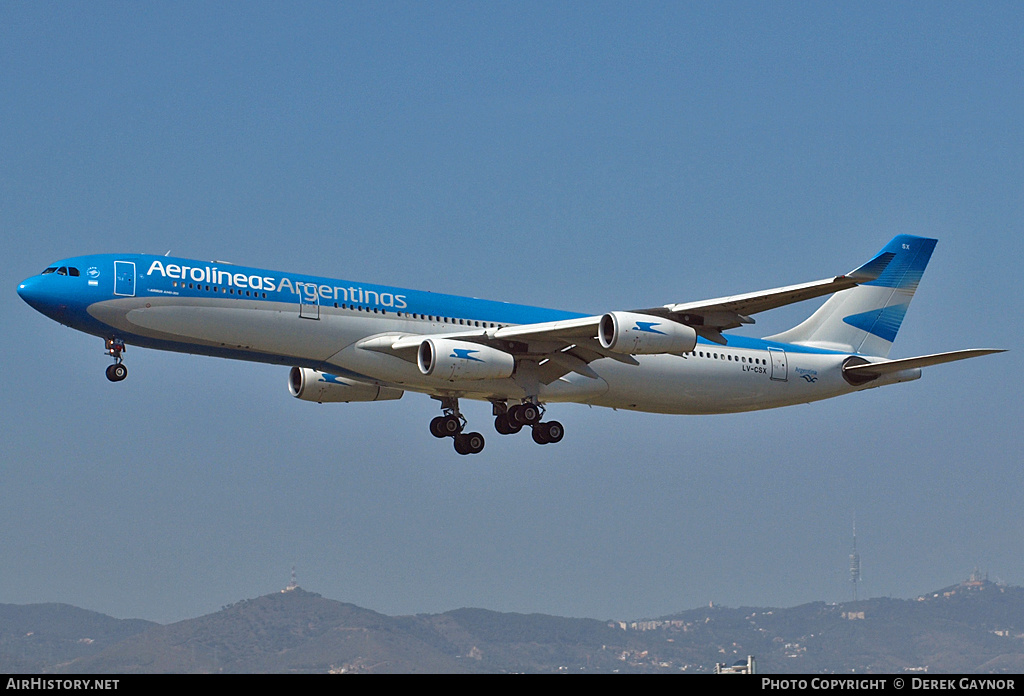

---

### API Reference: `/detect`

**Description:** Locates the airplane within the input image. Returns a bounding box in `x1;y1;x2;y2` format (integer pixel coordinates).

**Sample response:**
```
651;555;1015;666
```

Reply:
17;235;1003;455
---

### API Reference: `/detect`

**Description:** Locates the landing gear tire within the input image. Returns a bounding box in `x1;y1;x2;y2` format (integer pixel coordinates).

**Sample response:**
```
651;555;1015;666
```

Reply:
532;424;550;445
454;432;485;455
531;421;564;445
431;415;462;438
442;415;462;436
543;420;564;443
494;413;522;435
540;421;565;442
105;363;127;382
429;416;446;438
510;403;541;425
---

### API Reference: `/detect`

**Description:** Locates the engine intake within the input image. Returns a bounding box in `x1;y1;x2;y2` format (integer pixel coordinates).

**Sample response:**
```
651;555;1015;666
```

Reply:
417;338;515;381
598;312;698;355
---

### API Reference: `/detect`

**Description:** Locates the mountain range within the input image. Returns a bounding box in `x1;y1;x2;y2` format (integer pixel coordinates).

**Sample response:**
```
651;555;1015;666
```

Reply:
3;576;1022;673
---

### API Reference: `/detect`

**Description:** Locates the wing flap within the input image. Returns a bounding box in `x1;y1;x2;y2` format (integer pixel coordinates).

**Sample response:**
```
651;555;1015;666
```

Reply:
492;315;601;342
383;315;601;351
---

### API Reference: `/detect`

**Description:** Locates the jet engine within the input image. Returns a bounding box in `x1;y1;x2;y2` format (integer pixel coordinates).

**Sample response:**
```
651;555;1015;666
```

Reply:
416;338;515;381
288;367;403;403
598;312;698;355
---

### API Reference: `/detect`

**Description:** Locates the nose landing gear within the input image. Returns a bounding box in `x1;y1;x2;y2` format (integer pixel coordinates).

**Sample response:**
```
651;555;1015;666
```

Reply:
104;338;127;382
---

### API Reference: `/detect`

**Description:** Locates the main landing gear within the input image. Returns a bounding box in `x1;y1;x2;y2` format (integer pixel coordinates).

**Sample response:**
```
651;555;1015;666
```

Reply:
429;398;565;455
430;397;485;455
492;401;564;446
104;338;127;382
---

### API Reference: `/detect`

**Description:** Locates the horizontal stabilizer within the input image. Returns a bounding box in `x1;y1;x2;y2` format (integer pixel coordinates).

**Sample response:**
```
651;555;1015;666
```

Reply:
842;349;1006;377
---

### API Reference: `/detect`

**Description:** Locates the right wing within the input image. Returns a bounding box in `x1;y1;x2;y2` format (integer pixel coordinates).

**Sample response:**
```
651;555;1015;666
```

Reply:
356;248;897;382
637;248;895;344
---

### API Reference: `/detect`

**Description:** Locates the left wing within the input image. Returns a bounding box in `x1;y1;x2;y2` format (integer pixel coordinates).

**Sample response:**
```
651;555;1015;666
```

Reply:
360;316;619;384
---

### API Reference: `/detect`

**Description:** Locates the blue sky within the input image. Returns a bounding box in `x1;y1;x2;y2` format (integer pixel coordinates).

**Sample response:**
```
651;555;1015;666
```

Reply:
3;2;1021;623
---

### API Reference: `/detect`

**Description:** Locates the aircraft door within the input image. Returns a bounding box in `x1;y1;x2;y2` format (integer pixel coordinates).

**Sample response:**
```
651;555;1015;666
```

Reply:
299;284;320;320
768;347;788;382
114;261;136;297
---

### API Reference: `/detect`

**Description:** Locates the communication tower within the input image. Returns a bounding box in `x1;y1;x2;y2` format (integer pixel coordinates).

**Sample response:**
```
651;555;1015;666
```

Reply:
283;565;298;592
849;516;861;601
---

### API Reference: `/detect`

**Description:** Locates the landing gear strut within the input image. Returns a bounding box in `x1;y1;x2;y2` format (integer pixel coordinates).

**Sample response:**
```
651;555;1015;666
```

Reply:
104;338;127;382
430;397;485;455
492;400;522;435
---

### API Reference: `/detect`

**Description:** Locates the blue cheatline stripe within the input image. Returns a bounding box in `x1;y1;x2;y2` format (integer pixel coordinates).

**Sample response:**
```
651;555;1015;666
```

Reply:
701;334;845;355
47;252;855;357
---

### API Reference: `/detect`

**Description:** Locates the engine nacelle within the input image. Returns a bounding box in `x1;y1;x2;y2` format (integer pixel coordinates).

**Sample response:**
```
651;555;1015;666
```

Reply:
288;367;403;403
598;312;698;355
417;338;515;381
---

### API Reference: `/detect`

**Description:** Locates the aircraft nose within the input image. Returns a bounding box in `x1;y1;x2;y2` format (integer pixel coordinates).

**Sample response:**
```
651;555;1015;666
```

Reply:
17;275;57;313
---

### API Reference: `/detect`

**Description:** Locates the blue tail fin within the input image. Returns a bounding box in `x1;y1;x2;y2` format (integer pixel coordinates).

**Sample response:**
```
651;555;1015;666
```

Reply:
765;235;937;357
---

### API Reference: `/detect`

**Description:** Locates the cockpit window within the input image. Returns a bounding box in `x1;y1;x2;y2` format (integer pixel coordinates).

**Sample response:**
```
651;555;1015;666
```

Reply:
68;267;80;276
57;267;67;275
42;267;57;274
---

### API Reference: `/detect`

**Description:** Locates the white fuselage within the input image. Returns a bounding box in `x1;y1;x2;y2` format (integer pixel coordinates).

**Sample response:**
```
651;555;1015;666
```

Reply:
18;253;920;418
85;283;908;414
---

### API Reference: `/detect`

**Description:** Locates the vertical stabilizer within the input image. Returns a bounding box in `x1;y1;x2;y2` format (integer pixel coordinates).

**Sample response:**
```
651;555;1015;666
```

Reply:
765;235;937;357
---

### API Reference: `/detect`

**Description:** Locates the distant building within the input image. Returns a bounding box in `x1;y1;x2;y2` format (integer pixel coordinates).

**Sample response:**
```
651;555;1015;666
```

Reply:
964;568;988;587
716;655;756;674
